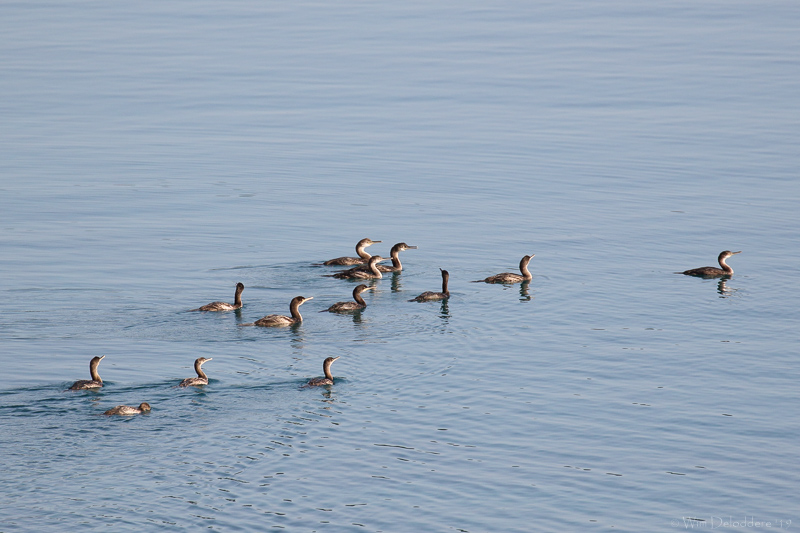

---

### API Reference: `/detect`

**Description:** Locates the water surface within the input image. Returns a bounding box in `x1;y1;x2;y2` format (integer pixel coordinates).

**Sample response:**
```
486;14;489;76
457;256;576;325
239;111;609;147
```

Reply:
1;1;799;531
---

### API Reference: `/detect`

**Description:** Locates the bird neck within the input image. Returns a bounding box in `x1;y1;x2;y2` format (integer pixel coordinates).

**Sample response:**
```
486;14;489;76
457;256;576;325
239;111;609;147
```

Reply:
389;249;402;269
356;244;372;260
519;258;532;280
289;301;303;320
718;256;733;274
353;292;367;307
369;261;383;277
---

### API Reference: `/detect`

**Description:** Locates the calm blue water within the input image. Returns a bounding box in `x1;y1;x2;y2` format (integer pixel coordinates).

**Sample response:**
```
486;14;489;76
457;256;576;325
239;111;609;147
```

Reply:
2;1;799;531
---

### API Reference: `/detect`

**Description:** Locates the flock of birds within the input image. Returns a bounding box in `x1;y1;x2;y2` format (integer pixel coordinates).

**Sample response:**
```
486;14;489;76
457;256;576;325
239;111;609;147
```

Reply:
69;238;742;415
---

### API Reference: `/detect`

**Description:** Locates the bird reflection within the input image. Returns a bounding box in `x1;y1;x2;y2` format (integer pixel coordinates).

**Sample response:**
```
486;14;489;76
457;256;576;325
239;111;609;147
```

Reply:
349;309;365;325
717;279;738;298
438;299;450;319
519;281;532;301
288;325;307;351
318;389;337;402
390;272;403;292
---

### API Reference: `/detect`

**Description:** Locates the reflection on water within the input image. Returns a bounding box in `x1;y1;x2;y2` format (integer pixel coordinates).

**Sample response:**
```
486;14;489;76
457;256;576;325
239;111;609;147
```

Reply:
389;272;404;293
316;389;337;403
438;299;450;319
519;280;532;302
717;278;739;298
349;309;365;325
287;325;309;352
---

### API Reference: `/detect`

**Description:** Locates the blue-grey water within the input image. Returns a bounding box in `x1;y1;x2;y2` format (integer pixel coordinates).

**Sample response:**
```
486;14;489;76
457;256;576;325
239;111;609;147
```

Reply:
1;1;799;531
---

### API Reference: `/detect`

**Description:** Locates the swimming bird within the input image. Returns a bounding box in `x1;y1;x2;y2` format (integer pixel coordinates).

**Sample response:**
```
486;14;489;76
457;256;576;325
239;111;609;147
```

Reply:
69;355;105;390
336;242;417;275
681;251;742;277
191;283;244;311
179;357;212;387
321;284;375;313
323;238;382;266
306;356;340;386
104;403;151;416
331;255;390;279
473;254;534;284
243;296;313;327
409;269;450;301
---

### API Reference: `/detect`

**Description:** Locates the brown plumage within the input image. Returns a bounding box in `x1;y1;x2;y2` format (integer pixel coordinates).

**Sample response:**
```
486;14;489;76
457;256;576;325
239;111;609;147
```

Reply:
336;243;417;275
179;357;212;387
682;251;741;277
321;285;375;313
104;403;151;416
410;269;450;302
473;254;534;284
331;256;390;279
322;238;382;266
191;282;244;311
243;296;313;327
69;355;105;390
306;357;340;387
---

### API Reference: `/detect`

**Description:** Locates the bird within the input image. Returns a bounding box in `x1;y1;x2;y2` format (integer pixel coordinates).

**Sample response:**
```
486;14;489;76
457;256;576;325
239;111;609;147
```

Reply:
321;284;375;313
179;357;212;387
69;355;105;390
322;238;382;266
306;357;340;387
335;242;417;275
681;251;742;277
191;282;244;311
330;256;390;280
473;254;534;284
409;269;450;301
104;403;151;416
242;296;313;327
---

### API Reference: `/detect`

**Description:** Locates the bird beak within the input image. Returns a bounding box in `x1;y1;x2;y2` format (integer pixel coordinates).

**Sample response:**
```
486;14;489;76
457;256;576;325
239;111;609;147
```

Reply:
407;246;418;249
732;251;742;254
207;358;213;361
99;355;106;360
305;297;314;301
333;356;340;361
371;240;382;244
